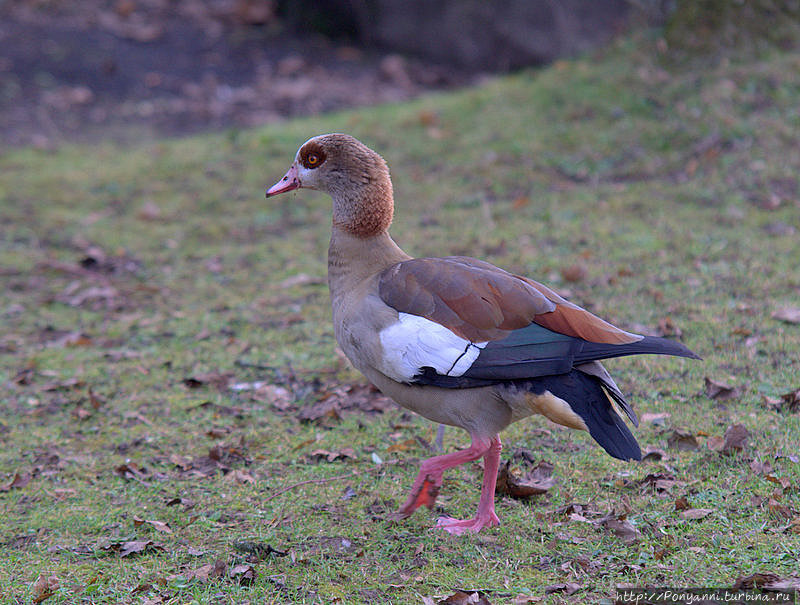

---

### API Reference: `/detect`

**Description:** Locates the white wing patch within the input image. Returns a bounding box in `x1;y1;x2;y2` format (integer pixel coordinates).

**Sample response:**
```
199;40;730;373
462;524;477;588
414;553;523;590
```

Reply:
378;313;487;383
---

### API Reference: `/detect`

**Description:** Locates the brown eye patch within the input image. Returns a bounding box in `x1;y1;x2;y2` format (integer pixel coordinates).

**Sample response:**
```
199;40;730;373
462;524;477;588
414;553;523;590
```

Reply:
300;142;327;169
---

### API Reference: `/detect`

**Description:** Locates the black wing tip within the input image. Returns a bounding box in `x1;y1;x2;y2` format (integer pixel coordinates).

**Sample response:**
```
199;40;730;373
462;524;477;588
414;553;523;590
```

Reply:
616;445;643;462
592;428;642;461
638;335;702;360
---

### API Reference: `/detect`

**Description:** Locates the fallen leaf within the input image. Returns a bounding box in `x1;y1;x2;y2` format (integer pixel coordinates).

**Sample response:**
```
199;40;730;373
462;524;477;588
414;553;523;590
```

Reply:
641;412;670;426
51;488;77;500
387;438;418;453
680;508;713;520
785;517;800;535
561;263;587;282
277;273;323;289
299;383;395;424
88;387;105;409
511;595;542;604
772;307;800;324
114;462;149;482
205;426;231;439
183;560;227;582
436;590;494;604
600;517;640;544
183;371;234;390
667;429;700;451
42;377;85;392
0;472;32;492
230;383;293;409
133;516;173;533
750;459;773;474
777;388;800;413
721;423;750;454
495;460;554;498
657;316;682;337
102;539;165;557
307;448;356;463
297;399;342;424
639;472;680;492
543;583;582;595
642;447;668;461
767;498;794;519
763;577;800;591
232;541;288;560
764;474;792;491
704;377;744;400
130;583;152;596
674;496;690;511
72;407;92;420
32;574;59;603
137;200;162;221
733;572;781;589
227;469;256;484
229;564;256;585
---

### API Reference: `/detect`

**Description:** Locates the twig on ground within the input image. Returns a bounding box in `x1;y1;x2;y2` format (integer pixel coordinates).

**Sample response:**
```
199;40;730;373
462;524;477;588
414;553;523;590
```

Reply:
264;471;363;503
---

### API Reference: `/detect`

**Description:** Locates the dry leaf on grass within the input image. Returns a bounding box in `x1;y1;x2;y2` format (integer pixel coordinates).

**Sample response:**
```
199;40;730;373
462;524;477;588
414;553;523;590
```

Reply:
495;460;554;498
229;564;257;585
543;583;582;595
722;423;750;453
297;399;342;424
771;307;800;324
641;411;670;425
182;559;227;582
102;539;165;557
133;516;173;533
680;508;713;520
233;541;288;560
307;448;356;463
299;383;395;425
764;474;793;491
642;446;668;461
600;516;640;544
667;429;700;451
114;462;150;482
227;469;256;484
709;423;750;454
767;498;794;519
32;574;59;603
750;459;773;475
182;371;234;390
733;572;781;589
639;472;682;492
192;400;245;417
430;590;494;604
0;471;32;492
776;388;800;413
704;377;744;400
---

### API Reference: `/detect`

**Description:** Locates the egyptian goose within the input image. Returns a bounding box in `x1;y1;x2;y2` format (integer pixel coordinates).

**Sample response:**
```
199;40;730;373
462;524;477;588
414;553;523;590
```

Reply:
266;133;699;534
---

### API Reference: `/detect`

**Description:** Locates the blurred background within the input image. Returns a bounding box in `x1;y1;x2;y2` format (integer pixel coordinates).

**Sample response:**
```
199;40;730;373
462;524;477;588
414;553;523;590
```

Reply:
0;0;675;148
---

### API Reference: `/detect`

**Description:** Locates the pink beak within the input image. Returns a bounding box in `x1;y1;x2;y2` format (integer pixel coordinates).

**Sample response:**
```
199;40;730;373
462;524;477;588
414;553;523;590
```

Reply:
266;163;301;197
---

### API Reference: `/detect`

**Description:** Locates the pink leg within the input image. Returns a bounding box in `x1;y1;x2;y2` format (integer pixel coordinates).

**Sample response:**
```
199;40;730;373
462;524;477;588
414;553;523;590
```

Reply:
436;435;502;535
394;435;494;519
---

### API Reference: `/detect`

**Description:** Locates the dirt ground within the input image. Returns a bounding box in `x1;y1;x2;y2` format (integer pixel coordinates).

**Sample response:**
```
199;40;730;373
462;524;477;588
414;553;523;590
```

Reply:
0;0;480;148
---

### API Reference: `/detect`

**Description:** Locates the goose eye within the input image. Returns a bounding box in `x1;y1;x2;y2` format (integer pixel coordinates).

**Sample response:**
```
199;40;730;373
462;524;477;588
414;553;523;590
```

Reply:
301;146;326;169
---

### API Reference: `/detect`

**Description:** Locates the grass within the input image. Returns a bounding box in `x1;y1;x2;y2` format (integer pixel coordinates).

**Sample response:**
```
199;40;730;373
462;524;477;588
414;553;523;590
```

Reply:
1;28;800;604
